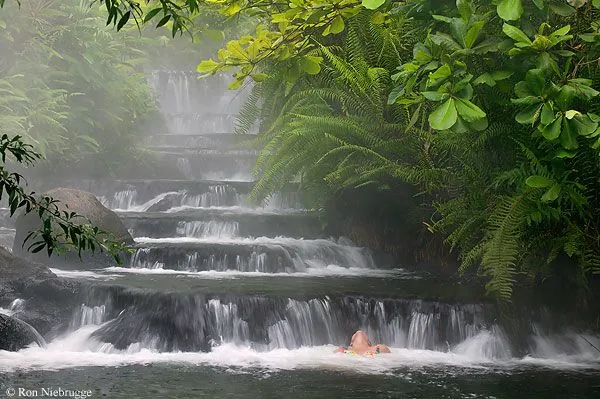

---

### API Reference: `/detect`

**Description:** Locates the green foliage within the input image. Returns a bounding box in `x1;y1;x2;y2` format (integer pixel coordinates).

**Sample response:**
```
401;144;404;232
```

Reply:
375;0;600;302
229;0;600;303
5;0;600;302
0;0;150;261
70;0;390;85
0;0;158;176
244;13;428;207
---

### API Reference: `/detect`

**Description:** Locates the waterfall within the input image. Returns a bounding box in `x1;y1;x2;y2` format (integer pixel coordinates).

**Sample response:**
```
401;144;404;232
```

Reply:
179;185;243;208
146;70;243;135
9;298;25;314
93;183;306;213
176;157;193;179
176;221;239;238
68;288;599;365
0;298;26;317
453;326;512;359
100;189;138;210
73;290;503;354
267;298;340;349
129;237;376;273
71;304;107;328
207;299;250;346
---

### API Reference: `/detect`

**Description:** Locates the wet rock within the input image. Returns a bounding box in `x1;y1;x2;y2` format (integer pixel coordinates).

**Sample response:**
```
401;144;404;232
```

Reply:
12;187;133;269
145;192;182;212
0;313;46;351
0;247;85;339
0;247;55;282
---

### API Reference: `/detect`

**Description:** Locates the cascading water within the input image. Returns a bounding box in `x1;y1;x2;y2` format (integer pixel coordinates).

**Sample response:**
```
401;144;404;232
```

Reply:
128;236;376;273
0;298;26;317
3;71;599;399
0;299;47;350
176;157;193;179
146;70;243;135
99;189;138;210
66;292;502;353
5;288;600;371
179;185;243;208
70;305;107;329
97;184;301;212
176;220;240;238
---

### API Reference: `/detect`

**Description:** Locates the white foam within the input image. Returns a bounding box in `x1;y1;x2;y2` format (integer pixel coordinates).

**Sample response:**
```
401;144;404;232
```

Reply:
201;172;254;182
103;266;405;278
453;327;512;359
2;326;598;373
135;236;360;247
0;299;26;317
165;205;304;214
49;268;119;280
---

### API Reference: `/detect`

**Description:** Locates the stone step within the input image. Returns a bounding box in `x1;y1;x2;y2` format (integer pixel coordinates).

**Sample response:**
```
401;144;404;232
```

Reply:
119;209;321;239
161;113;237;135
76;270;477;302
71;282;490;352
145;133;255;150
146;147;259;156
18;179;303;212
130;237;377;273
152;151;257;180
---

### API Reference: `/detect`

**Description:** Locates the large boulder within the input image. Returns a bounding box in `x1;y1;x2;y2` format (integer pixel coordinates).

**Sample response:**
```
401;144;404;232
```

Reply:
0;246;55;282
0;247;86;339
0;313;47;351
12;188;133;269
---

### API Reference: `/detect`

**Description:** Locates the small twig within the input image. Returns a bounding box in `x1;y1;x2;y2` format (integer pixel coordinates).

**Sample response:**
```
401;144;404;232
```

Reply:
581;335;600;354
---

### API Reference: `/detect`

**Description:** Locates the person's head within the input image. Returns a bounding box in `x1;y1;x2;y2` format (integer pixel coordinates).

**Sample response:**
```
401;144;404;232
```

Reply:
350;330;371;350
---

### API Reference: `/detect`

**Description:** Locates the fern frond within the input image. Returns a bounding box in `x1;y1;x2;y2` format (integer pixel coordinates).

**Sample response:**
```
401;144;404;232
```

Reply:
481;193;536;301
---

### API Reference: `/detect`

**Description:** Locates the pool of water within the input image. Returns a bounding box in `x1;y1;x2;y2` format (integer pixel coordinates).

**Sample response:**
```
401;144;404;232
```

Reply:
3;176;599;399
2;362;599;399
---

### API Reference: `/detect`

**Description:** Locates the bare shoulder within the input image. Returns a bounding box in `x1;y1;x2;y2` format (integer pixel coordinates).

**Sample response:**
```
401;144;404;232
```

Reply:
376;344;391;353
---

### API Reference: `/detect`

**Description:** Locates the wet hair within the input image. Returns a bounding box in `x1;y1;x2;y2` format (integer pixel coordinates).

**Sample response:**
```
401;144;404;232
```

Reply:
350;330;371;347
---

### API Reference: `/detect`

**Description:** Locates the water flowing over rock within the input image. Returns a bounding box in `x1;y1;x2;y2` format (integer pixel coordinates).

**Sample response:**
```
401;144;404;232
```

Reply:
0;247;87;338
0;313;47;351
82;287;495;354
147;70;244;135
129;237;376;273
2;69;599;397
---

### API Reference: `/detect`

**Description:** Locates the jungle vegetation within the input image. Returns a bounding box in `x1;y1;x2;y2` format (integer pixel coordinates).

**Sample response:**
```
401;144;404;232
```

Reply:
0;0;236;259
0;0;163;260
145;0;600;303
2;0;600;304
0;0;161;177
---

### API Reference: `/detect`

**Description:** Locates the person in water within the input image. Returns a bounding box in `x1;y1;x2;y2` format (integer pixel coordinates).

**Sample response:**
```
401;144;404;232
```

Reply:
334;330;391;356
